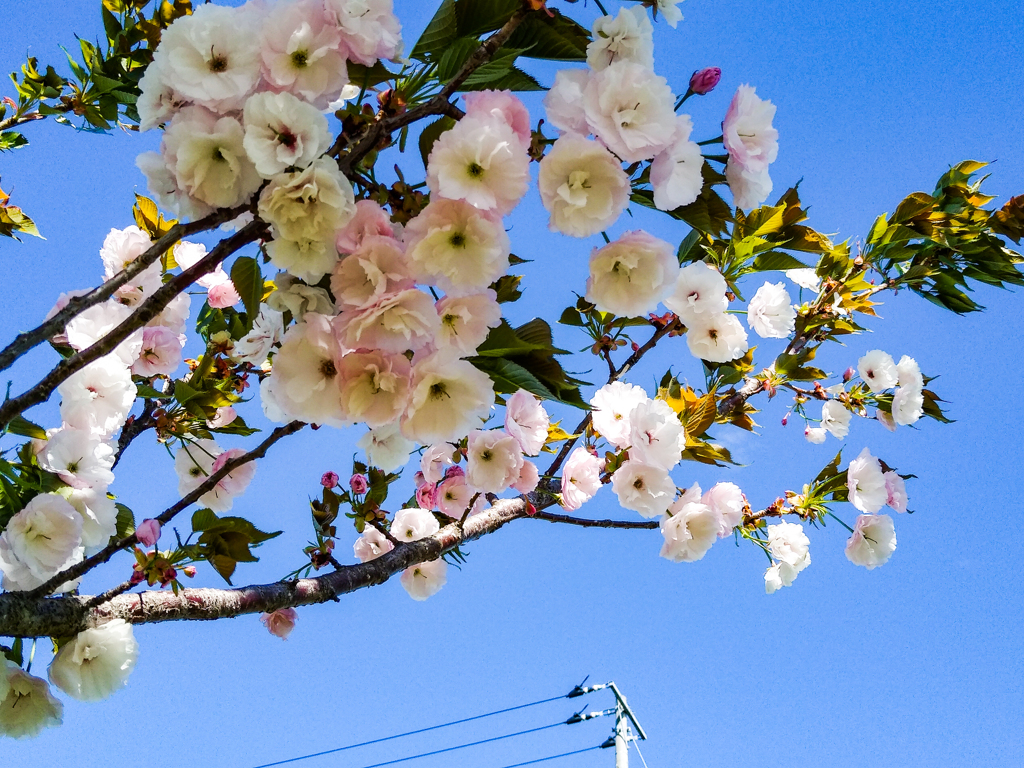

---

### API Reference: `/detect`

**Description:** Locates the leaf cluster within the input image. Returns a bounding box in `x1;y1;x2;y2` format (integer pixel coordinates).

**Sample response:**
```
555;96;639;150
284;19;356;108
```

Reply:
867;161;1024;313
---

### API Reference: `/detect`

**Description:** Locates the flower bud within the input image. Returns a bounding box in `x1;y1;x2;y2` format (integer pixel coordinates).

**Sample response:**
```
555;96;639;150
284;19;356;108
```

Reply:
349;473;369;494
182;566;197;578
689;67;721;95
136;519;161;548
843;366;856;382
876;409;897;432
260;608;298;640
320;471;339;489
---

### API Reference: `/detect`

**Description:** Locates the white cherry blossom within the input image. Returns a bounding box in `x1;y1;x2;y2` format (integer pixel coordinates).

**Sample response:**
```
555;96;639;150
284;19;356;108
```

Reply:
591;382;648;450
48;620;139;702
586;6;654;71
537;133;631;238
660;500;718;563
585;230;679;317
747;281;796;338
845;514;897;570
561;447;604;511
357;423;415;472
611;460;676;518
504;389;550;457
846;447;887;513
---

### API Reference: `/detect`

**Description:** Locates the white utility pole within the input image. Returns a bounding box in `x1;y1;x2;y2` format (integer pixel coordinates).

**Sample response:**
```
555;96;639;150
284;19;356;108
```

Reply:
614;700;631;768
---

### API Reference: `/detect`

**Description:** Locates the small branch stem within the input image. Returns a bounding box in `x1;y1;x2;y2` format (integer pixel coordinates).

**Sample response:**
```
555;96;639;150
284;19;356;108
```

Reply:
0;204;252;376
26;420;305;598
530;511;658;530
0;220;265;430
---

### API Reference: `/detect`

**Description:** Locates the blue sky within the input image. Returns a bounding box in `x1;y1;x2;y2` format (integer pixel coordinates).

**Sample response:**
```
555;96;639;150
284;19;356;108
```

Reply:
2;0;1023;765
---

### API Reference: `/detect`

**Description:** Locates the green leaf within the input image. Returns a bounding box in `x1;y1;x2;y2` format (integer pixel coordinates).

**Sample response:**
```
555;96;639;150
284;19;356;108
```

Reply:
346;61;394;90
410;0;458;60
506;9;590;61
418;116;456;170
460;48;527;88
229;256;262;331
173;379;200;404
4;415;47;440
490;273;523;303
476;320;548;357
114;502;136;539
436;37;480;82
460;65;542;92
751;251;808;272
677;229;701;263
471;356;556;400
0;132;29;152
454;0;519;37
135;383;165;399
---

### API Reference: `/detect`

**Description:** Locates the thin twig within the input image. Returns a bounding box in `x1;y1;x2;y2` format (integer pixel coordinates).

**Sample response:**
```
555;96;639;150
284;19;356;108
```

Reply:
27;420;305;598
369;519;401;548
334;4;531;175
530;511;659;530
0;204;251;376
544;321;676;480
0;220;265;430
82;580;136;610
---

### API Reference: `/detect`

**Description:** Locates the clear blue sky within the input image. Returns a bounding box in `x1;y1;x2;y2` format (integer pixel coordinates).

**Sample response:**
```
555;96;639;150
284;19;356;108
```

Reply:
2;1;1023;765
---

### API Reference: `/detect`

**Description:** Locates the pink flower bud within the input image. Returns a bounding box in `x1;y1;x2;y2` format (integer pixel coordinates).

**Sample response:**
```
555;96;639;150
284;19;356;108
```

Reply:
843;366;856;382
416;483;437;510
350;473;369;494
444;465;465;479
781;415;789;426
136;519;161;547
260;607;298;640
689;67;721;95
320;471;339;489
129;567;145;586
413;471;426;487
183;566;197;578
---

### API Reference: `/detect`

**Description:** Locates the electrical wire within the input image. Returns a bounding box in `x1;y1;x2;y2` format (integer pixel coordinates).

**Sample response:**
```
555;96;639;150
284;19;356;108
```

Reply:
251;695;569;768
631;738;650;768
494;745;604;767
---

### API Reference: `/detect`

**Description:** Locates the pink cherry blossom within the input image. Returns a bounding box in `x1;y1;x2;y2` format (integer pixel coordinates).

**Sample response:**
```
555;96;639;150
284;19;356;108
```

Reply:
136;519;162;548
260;608;298;640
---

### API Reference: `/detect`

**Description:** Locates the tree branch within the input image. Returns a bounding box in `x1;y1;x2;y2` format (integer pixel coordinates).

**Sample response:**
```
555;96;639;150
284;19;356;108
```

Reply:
335;4;530;175
25;420;305;599
0;219;265;430
0;204;252;376
544;320;677;479
529;511;659;530
111;397;161;469
0;496;528;638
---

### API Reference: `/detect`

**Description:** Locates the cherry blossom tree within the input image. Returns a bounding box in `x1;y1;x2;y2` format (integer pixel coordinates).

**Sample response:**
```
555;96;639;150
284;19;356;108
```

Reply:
1;0;1022;740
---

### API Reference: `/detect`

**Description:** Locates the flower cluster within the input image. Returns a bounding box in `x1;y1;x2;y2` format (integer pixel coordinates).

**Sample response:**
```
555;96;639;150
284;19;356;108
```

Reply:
136;0;401;219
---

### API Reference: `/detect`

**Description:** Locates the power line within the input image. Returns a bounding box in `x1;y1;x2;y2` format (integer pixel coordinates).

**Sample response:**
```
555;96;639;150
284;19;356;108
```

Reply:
495;745;604;767
308;721;569;768
251;694;569;768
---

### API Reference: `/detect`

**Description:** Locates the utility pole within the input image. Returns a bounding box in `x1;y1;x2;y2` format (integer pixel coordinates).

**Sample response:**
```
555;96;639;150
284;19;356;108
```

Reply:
614;699;631;768
578;681;647;767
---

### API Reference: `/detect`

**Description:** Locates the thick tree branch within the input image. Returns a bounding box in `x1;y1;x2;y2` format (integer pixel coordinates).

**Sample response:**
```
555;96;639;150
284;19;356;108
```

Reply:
0;496;528;638
335;4;530;175
0;204;251;376
26;420;305;599
0;219;265;430
530;511;659;530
